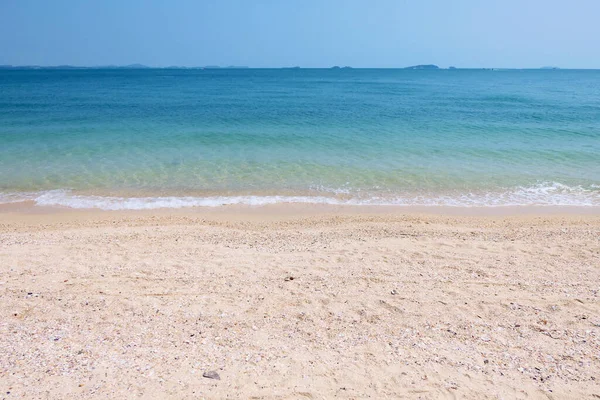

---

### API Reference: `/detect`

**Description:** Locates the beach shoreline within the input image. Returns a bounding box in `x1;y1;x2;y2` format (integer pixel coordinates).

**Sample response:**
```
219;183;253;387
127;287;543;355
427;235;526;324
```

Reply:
2;199;600;219
1;208;599;398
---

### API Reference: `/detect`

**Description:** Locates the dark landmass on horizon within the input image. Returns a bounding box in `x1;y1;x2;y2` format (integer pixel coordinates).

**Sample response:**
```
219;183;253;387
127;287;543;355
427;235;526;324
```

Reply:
0;64;573;70
403;64;439;70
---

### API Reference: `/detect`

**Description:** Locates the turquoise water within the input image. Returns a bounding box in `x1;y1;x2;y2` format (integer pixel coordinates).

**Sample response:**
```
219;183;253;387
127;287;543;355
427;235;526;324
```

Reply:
1;68;599;208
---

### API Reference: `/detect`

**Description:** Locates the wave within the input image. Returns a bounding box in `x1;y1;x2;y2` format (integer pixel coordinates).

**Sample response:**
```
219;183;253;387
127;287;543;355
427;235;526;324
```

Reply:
1;183;599;210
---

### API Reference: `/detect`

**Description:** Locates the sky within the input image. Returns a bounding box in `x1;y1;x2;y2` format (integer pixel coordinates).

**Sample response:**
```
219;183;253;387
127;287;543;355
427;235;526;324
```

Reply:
1;0;599;68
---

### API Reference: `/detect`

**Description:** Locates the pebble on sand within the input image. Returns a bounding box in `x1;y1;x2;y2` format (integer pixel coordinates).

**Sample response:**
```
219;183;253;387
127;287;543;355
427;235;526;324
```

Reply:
203;371;220;380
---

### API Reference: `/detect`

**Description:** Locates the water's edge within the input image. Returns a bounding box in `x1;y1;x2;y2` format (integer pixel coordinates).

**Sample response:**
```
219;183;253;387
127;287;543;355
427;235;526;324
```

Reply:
1;182;599;210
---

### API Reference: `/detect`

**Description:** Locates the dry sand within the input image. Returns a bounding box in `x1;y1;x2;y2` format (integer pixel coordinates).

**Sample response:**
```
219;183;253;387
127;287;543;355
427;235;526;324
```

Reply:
1;206;599;399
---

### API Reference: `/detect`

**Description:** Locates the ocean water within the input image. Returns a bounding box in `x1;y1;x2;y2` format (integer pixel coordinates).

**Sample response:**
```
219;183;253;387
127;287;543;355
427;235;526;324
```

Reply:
1;68;599;209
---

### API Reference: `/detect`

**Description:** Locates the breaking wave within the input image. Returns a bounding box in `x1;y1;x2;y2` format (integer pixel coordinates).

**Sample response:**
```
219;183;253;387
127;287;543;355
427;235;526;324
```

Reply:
1;182;599;210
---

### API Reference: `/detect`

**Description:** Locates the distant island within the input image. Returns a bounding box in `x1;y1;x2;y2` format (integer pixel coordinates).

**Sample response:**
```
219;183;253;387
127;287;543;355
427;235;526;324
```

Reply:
122;63;149;69
403;64;440;70
0;64;571;71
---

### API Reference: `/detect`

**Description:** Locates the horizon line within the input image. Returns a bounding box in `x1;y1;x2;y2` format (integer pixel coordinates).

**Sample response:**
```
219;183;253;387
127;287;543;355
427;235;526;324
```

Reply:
1;64;596;70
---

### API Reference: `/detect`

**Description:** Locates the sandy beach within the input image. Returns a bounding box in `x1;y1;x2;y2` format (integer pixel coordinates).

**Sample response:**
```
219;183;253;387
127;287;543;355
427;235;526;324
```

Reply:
1;206;599;399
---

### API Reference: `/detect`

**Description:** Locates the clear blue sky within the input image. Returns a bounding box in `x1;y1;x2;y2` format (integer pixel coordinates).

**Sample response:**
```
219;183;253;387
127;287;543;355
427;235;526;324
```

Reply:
1;0;599;68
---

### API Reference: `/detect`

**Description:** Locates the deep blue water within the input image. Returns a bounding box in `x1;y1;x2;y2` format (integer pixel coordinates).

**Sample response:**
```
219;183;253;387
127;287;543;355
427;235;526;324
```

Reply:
0;68;599;208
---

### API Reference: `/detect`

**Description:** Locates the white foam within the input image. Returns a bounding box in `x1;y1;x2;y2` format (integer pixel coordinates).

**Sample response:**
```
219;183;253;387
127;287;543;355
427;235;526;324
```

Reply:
32;190;345;210
0;182;598;210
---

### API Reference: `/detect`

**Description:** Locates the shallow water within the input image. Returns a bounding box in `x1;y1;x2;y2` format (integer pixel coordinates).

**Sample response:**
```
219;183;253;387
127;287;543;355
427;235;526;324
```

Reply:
1;68;599;209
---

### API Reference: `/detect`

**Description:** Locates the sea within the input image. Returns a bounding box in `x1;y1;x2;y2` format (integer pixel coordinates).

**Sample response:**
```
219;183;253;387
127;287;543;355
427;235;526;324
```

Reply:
1;68;599;209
